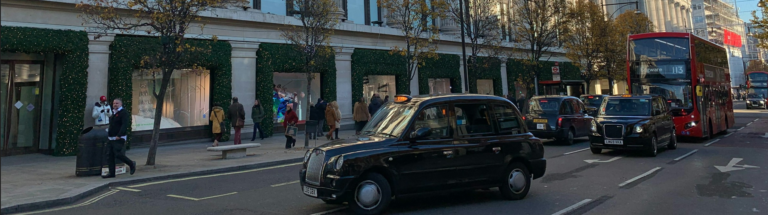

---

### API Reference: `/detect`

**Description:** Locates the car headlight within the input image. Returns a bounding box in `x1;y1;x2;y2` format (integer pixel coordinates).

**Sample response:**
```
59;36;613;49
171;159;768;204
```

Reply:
634;124;644;133
591;121;597;132
304;150;311;163
761;101;765;104
334;155;344;170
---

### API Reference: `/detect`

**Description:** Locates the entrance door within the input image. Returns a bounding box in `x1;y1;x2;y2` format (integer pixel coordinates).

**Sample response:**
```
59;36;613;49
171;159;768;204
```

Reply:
1;61;44;155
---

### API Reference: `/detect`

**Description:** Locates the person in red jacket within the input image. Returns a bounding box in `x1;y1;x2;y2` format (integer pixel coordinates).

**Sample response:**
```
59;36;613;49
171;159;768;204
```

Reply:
283;105;299;149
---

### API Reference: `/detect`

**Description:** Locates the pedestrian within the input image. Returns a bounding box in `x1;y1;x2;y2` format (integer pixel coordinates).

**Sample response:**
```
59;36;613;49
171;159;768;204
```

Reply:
517;95;527;109
283;105;298;148
315;98;327;137
309;102;322;139
325;101;339;140
383;95;390;103
251;99;265;141
92;95;112;126
334;101;341;139
368;94;384;116
229;97;245;145
210;103;225;147
353;97;371;135
104;98;136;178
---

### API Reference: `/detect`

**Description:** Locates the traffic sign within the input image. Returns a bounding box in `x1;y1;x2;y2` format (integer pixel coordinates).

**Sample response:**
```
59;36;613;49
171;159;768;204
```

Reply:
552;66;560;74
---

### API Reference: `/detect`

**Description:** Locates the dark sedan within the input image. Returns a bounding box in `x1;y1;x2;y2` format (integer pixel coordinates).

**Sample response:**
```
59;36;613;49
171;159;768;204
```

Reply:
588;95;677;157
745;93;767;109
522;96;593;144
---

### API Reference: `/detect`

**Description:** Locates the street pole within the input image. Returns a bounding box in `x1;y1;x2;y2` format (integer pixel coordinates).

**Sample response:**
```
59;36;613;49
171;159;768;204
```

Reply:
459;0;469;93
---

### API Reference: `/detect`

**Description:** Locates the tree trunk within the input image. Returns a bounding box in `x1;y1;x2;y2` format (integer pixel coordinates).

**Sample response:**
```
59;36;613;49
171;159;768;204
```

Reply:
608;77;615;95
304;71;312;148
146;72;172;166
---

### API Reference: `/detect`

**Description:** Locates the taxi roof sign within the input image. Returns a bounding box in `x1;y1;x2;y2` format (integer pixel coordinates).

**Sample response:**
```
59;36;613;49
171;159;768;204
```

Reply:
621;94;632;97
394;95;411;103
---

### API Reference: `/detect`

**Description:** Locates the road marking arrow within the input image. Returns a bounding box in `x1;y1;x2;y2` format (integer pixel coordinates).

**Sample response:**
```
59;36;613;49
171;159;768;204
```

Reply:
584;156;623;164
715;158;761;173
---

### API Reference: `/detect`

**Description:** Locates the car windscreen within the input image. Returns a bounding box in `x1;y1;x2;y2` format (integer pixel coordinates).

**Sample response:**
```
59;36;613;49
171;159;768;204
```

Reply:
580;96;604;107
360;103;417;138
525;98;560;114
599;98;651;116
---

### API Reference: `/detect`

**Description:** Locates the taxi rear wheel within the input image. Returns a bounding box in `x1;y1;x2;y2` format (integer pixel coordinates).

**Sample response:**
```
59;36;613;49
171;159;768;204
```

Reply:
558;129;575;145
668;129;678;150
499;162;531;200
647;135;658;157
350;173;391;215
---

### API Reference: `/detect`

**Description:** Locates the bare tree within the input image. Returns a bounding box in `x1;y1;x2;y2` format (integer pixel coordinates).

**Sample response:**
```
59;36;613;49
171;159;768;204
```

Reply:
448;0;505;81
602;11;653;94
77;0;247;165
281;0;339;148
508;0;570;96
564;0;608;94
380;0;449;94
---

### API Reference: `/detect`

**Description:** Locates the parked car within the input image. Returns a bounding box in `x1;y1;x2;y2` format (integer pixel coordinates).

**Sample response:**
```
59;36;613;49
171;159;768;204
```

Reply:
588;95;677;157
579;94;609;116
522;96;593;144
745;93;767;109
299;94;546;215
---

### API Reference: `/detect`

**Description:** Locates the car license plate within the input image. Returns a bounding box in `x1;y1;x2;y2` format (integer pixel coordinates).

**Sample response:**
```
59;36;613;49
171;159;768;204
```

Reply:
533;119;548;123
537;124;545;130
605;140;623;145
303;186;317;197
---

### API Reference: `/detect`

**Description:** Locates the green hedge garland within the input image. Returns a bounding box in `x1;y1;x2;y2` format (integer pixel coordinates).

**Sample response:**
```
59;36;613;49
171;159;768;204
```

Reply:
467;57;503;96
1;26;89;156
350;49;408;109
256;43;336;137
418;54;462;95
108;35;233;145
507;60;581;96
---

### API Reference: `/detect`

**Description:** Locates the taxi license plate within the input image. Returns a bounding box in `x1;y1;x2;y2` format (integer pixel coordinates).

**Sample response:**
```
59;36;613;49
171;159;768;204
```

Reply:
303;186;317;197
537;124;545;130
605;140;623;145
533;119;548;123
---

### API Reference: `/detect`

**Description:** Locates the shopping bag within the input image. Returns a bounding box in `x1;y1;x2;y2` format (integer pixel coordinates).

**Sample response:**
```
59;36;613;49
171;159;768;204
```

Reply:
285;125;298;137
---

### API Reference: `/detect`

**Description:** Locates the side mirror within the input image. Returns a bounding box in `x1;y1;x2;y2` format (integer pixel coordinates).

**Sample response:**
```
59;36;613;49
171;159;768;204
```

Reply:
410;127;432;141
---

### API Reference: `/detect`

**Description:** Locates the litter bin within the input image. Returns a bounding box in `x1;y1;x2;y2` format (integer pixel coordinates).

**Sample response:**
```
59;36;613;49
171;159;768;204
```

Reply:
76;127;104;176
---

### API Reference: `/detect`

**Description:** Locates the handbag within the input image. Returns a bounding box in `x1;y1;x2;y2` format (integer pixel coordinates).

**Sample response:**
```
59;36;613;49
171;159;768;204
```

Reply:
235;107;245;127
285;124;298;137
215;111;227;133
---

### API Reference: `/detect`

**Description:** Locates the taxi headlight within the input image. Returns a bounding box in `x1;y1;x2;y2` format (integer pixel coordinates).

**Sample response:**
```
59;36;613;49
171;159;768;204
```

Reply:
591;121;597;132
761;101;765;104
634;124;644;133
334;155;344;170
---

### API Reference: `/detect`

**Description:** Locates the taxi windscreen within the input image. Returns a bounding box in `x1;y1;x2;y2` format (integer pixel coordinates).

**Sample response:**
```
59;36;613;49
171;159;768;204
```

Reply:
525;98;561;114
600;98;651;116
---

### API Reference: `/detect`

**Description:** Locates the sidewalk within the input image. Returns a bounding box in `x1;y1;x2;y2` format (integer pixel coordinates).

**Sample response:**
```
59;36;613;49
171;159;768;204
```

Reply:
0;130;357;213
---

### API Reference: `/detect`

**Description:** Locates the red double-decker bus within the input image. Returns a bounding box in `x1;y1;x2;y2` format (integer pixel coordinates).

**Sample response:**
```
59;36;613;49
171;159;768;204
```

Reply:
627;32;734;139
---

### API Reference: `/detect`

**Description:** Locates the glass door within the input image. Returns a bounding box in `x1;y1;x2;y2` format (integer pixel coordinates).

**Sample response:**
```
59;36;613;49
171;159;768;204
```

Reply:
1;61;44;155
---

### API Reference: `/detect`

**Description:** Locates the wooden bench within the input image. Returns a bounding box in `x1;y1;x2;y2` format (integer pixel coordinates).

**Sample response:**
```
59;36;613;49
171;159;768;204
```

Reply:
207;143;261;159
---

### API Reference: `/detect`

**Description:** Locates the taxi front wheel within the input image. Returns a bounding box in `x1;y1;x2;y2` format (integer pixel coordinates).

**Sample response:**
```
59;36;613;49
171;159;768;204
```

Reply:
499;162;531;200
350;173;391;215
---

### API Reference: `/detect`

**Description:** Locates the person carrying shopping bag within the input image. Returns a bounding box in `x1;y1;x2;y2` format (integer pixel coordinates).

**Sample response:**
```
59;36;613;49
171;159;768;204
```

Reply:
325;101;339;140
229;97;246;145
210;103;225;147
283;105;299;149
353;97;370;135
251;99;265;141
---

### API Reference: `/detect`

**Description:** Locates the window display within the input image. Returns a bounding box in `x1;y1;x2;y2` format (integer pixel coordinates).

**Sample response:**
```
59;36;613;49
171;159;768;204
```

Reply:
428;78;451;95
477;79;494;95
364;75;396;103
131;69;210;131
272;73;321;123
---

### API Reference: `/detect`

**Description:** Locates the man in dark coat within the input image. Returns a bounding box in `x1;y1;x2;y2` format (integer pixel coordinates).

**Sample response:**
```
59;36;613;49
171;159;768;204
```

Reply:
104;98;136;178
314;98;327;137
368;94;384;116
229;97;246;145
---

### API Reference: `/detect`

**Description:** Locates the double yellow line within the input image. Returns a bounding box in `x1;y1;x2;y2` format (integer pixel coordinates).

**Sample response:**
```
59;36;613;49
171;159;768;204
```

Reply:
16;190;121;215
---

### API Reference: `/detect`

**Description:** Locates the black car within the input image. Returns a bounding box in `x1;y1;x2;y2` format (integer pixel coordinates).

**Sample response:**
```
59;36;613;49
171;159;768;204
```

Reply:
522;96;593;144
579;94;609;116
299;94;546;215
588;95;677;157
745;93;767;109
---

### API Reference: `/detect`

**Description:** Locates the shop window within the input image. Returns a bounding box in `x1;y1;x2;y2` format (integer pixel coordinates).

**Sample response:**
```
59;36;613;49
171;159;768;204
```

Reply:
455;103;493;135
428;78;451;95
261;0;287;15
477;79;493;95
131;69;210;131
273;72;321;122
364;75;396;104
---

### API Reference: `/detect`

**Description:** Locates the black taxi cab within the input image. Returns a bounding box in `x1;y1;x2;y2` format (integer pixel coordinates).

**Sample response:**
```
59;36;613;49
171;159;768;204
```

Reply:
299;94;546;215
522;96;593;144
579;94;610;116
588;95;677;157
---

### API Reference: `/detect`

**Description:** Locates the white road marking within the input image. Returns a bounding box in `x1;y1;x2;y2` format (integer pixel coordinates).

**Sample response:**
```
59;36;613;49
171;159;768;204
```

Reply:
167;192;238;201
724;132;734;137
564;148;590;155
619;167;662;187
16;190;120;215
738;127;745;131
715;158;761;172
704;139;720;147
271;180;300;187
754;119;760;122
747;122;753;126
584;156;623;164
116;187;141;192
311;206;349;215
673;150;698;161
551;199;593;215
129;162;302;188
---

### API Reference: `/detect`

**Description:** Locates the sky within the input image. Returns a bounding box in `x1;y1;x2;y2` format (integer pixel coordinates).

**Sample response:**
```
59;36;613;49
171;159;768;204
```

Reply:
736;0;762;21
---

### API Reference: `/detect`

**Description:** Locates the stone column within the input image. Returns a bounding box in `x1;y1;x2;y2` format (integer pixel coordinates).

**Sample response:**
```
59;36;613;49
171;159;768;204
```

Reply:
333;0;346;22
663;0;672;31
654;0;666;32
674;2;682;30
500;58;509;96
83;33;114;129
459;56;467;93
334;47;355;117
229;41;260;125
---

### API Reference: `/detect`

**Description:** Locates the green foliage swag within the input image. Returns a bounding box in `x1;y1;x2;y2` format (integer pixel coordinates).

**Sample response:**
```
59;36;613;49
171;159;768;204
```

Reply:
256;43;336;137
351;49;408;108
418;54;462;95
507;60;580;97
1;26;89;156
108;36;233;144
467;57;503;96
